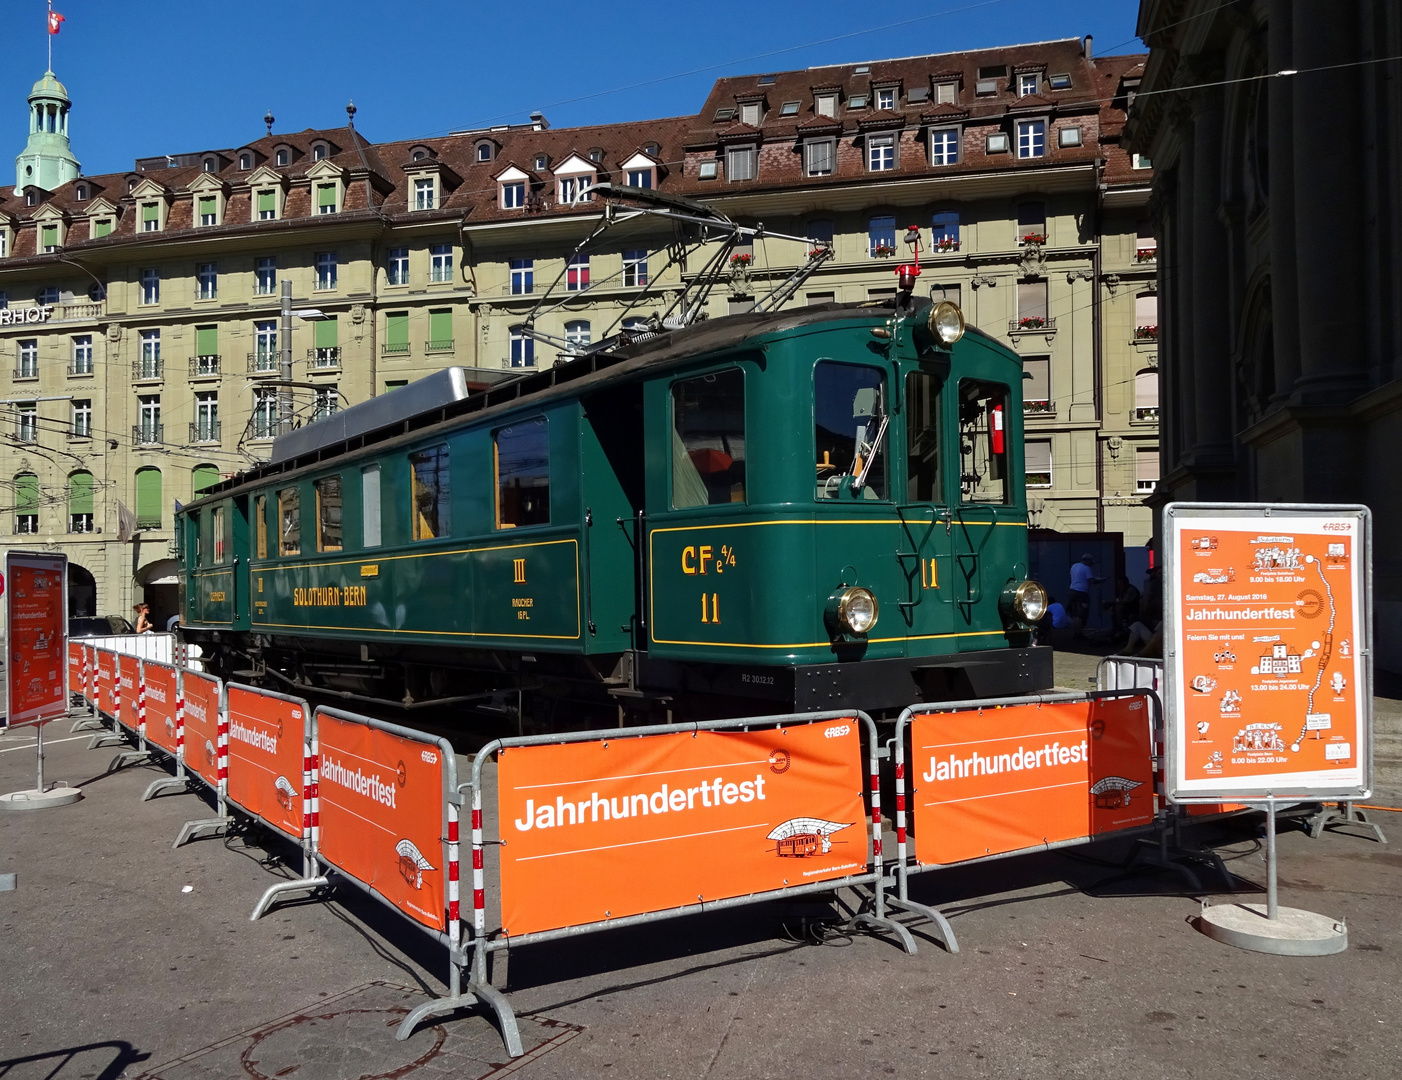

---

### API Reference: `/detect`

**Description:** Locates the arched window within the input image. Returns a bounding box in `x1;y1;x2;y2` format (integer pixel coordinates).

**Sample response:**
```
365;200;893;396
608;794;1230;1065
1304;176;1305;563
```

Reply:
564;320;591;351
805;219;834;248
135;466;163;530
69;470;93;532
192;463;220;495
239;152;252;170
13;472;38;533
1134;293;1159;340
75;184;87;201
275;148;289;167
1134;369;1159;421
412;149;427;161
931;210;960;250
313;143;327;161
203;157;216;172
476;141;494;163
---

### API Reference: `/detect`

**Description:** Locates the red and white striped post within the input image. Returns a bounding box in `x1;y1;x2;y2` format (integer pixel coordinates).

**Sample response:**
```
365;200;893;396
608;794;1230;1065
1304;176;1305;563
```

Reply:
137;663;148;743
471;785;486;945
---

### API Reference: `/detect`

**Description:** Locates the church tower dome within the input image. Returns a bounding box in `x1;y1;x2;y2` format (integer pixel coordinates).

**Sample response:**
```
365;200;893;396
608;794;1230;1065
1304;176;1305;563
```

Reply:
15;69;81;192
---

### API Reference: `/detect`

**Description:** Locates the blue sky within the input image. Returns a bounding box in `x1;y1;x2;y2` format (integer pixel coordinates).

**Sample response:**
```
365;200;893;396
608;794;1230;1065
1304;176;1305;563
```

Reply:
7;0;1142;179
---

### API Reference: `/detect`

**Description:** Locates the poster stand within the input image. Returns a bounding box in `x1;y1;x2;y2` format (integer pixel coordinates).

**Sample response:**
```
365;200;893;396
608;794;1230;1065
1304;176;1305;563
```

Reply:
0;723;82;810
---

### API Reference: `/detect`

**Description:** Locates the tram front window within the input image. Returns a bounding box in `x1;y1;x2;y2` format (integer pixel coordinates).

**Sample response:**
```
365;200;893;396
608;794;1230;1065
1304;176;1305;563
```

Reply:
959;379;1011;504
815;361;887;500
672;369;746;508
905;371;942;503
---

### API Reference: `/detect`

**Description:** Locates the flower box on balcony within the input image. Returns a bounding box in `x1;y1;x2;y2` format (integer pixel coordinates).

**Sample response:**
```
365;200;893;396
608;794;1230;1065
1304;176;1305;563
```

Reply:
1020;233;1047;245
1018;316;1047;330
1024;399;1055;415
1135;247;1157;262
729;253;753;268
1135;325;1159;340
871;244;896;258
933;237;961;252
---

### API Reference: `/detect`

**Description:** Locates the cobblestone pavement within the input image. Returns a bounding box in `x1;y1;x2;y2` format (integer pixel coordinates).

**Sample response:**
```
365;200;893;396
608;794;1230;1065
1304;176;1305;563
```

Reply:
1;706;1399;1080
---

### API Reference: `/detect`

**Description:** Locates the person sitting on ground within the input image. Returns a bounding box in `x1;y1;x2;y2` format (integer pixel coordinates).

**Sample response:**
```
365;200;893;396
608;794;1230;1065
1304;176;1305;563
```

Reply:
1123;619;1163;657
1037;594;1073;644
1103;574;1141;635
133;602;153;634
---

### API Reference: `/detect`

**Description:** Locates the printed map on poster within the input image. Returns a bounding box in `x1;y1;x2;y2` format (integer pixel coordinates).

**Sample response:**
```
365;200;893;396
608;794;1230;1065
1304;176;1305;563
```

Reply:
1169;510;1367;798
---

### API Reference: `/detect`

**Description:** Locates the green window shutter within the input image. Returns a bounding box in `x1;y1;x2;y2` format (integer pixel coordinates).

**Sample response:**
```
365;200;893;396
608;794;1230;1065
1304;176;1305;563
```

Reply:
429;310;452;344
314;316;338;349
198;196;216;215
135;468;162;521
257;191;275;213
318;184;337;208
93;219;112;238
195;326;218;355
142;202;159;222
14;473;38;515
41;224;57;248
70;471;94;515
192;464;219;495
386;312;409;346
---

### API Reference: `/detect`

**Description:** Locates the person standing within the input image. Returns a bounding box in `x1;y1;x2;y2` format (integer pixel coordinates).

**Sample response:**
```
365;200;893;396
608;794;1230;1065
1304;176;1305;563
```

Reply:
1067;554;1102;633
133;602;153;634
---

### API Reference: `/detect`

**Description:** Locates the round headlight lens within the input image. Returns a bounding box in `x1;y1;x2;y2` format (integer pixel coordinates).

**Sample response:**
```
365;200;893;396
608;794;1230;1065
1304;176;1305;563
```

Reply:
928;300;966;345
1012;580;1048;624
836;586;879;635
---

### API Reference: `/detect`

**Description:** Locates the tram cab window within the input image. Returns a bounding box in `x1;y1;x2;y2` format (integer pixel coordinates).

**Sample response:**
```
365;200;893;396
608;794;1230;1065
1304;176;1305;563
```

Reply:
278;487;300;556
255;495;268;558
671;369;746;508
315;475;343;552
814;361;887;500
212;506;226;564
361;465;381;548
958;380;1012;504
410;446;451;540
905;371;943;503
495;419;550;528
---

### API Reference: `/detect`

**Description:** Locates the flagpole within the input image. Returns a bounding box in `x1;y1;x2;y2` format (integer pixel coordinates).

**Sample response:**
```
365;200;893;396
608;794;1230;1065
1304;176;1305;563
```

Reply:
47;0;52;70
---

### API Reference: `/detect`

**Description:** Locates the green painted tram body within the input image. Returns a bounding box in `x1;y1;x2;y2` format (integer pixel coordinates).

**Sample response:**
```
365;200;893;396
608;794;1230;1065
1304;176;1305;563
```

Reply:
177;301;1051;715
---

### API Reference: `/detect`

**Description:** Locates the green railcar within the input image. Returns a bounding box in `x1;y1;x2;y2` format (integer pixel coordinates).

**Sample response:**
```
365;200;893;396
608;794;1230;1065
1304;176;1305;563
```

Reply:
177;299;1051;722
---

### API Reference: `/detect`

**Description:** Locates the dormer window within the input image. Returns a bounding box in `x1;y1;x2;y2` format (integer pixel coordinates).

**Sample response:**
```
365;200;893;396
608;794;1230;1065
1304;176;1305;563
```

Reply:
588;147;604;162
39;224;61;252
91;217;113;238
780;101;800;116
127;178;138;192
25;190;38;206
203;157;217;172
316;182;339;214
714;107;736;122
198;195;219;226
313;143;328;161
726;144;757;182
502;181;525;208
275;148;289;167
559;175;592;204
849;94;869;109
876;88;895;110
739;103;762;126
534;154;549;171
239;152;252;170
412;149;427;161
644;143;660;156
622;152;658;191
815;94;837;118
75;184;87;200
414;177;436;210
476;141;494;163
256;189;277;219
1049;73;1072;90
141;201;162;231
935;81;958;104
1018;72;1038;96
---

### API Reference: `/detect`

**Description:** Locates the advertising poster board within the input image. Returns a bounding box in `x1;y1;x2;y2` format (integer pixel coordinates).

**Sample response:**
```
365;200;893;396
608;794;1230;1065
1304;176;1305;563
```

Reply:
908;698;1155;865
181;671;222;789
316;711;448;933
4;552;68;728
1165;504;1370;801
141;661;180;756
497;721;867;937
225;685;307;839
117;654;141;732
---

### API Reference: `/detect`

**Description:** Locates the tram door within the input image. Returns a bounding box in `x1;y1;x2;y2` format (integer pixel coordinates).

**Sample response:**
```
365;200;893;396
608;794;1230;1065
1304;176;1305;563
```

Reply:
581;383;647;652
951;378;1018;628
897;369;956;647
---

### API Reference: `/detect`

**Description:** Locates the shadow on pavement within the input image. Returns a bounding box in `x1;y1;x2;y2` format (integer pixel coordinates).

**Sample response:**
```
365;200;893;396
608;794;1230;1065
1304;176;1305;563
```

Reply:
0;1040;150;1080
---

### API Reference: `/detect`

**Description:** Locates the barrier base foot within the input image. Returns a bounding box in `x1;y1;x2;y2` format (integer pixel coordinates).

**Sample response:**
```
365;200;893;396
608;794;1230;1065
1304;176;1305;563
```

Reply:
395;981;523;1058
142;776;188;802
173;817;229;849
1306;803;1387;844
250;875;330;921
107;750;153;773
70;714;104;733
1196;901;1348;956
848;911;919;955
86;731;124;750
883;896;960;955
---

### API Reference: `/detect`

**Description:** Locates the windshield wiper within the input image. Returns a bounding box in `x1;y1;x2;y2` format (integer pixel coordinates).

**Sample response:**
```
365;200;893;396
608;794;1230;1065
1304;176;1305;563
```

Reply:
851;413;889;494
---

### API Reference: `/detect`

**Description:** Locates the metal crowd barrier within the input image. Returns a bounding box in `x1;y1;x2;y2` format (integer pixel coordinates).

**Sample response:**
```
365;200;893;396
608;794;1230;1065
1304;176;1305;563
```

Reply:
75;633;205;670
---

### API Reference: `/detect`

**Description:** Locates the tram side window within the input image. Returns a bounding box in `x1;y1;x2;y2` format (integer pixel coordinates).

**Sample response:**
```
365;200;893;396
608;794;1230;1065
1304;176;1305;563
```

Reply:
278;487;300;556
672;369;746;508
906;371;943;503
212;506;226;564
814;361;887;500
190;510;202;567
361;465;381;548
495;419;550;528
315;475;343;552
958;380;1011;504
255;495;267;558
410;446;451;540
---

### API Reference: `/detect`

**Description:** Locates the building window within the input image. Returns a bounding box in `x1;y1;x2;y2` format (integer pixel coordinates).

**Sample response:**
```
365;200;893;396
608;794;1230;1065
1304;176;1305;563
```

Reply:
410;445;450;540
253;321;278;371
623;249;648;288
1135;369;1159;421
256;190;277;219
671;369;746;508
275;149;289;167
37;286;59;306
509;325;534;368
429;243;453;282
931;210;960;251
317;184;338;215
315;475;342;551
501;181;525;209
142;202;161;231
739;102;762;126
277;487;299;555
198;195;218;226
16;402;37;443
848;94;869;109
91;218;112;238
726;145;757;182
1018;73;1038;96
255;256;276;294
1023;356;1050;411
626;166;653;189
138;329;162;378
495;419;550;527
140;268;160;305
1017;281;1049;327
1132;154;1153;170
558;175;593;204
1025;439;1052;488
137;395;162;445
1017;202;1046;244
1017;119;1046;158
867;134;896;172
313;144;328;162
253;388;278;438
815;93;837;118
14;471;38;533
70;399;92;438
868;215;896;258
534;154;549;171
387;248;409;285
194;392;218;442
476;142;493;163
876;88;895;110
414;177;435;211
75;184;87;200
1058;126;1082;148
564;320;591;352
805;138;834;177
986;132;1010;154
69;470;94;532
315;252;337;290
17;339;38;378
197;261;218;300
698;160;718;180
427;310;452;352
930;127;960;166
566;253;589;292
510;258;533;295
71;335;92;374
239;152;252;170
361;464;381;548
40;224;59;252
1136;448;1160;493
806;219;834;249
1135;293;1159;339
1049;73;1072;90
1136;221;1158;261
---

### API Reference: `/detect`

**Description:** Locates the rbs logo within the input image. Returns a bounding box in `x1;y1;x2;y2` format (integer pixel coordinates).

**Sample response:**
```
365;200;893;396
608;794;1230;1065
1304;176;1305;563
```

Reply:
824;724;851;739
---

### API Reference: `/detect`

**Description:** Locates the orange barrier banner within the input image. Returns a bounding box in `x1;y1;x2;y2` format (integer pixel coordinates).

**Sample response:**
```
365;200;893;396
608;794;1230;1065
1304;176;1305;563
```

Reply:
498;721;867;937
909;698;1155;866
225;686;306;840
68;642;82;699
182;671;223;790
96;650;116;717
142;661;180;756
117;655;141;732
316;711;447;933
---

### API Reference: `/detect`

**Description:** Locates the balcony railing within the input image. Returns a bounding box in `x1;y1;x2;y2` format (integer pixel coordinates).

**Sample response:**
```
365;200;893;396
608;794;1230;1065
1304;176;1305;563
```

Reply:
132;358;164;381
1135;406;1160;422
1010;317;1056;334
1023;399;1055;416
57;302;105;321
69;422;92;439
430;269;454;283
67;359;93;376
190;354;221;377
16;424;37;443
68;515;94;534
190;421;221;443
132;423;164;447
425;339;454;353
309;346;341;368
382;341;410;355
247;352;280;375
13;365;38;380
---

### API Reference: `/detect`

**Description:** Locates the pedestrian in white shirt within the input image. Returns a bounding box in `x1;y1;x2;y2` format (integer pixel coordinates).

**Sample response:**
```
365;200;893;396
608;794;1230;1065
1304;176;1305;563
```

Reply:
1067;554;1102;633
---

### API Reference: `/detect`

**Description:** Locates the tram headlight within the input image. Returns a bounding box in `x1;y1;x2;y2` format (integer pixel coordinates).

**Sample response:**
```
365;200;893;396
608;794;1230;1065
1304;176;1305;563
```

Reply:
829;586;880;636
1000;580;1048;627
928;300;966;346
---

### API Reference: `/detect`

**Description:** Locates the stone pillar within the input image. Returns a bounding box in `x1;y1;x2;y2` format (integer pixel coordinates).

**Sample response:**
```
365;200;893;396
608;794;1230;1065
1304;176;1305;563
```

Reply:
1189;90;1233;459
1268;0;1301;399
1291;0;1366;400
1172;120;1198;459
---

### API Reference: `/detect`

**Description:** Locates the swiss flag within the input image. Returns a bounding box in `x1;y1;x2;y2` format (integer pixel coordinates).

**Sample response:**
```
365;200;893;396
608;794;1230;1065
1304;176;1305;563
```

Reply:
48;10;65;33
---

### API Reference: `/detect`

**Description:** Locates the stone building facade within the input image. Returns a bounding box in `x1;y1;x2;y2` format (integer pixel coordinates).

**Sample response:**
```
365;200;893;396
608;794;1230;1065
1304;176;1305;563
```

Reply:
0;38;1156;623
